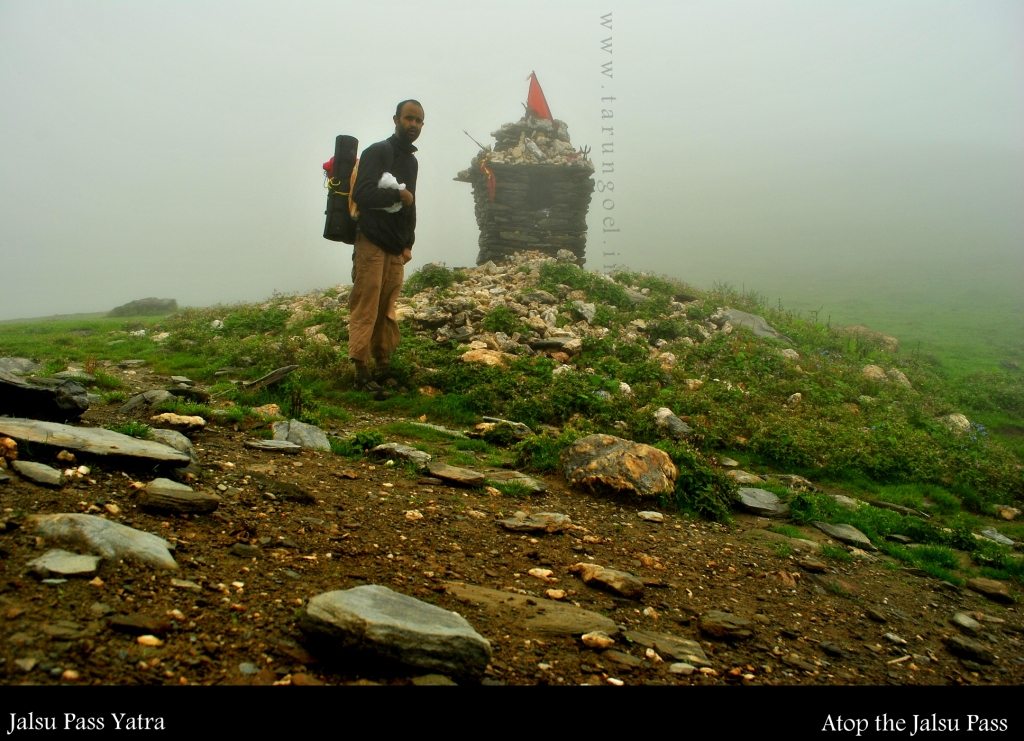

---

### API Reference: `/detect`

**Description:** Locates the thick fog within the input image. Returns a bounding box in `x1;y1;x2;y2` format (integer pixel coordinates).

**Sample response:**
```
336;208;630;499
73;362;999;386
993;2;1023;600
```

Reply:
1;0;1021;325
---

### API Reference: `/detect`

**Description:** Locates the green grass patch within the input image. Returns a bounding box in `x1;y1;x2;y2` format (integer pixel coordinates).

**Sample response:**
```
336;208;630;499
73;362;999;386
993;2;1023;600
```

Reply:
0;315;167;365
100;390;128;404
771;542;795;558
330;430;385;458
769;524;805;540
155;399;214;418
380;421;466;443
453;438;493;453
820;544;852;562
91;370;124;390
879;542;962;584
106;421;152;439
489;480;535;498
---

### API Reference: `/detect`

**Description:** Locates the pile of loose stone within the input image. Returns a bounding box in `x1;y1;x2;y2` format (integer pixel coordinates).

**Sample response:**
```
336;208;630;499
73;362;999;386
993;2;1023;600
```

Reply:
482;115;590;167
401;250;688;370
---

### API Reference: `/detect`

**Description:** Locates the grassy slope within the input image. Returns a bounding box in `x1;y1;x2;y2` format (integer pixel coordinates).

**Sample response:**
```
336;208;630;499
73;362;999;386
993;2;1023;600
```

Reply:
724;263;1024;458
1;265;1022;586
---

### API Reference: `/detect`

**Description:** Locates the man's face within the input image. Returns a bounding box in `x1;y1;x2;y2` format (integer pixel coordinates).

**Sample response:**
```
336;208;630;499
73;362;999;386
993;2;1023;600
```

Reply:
394;102;424;144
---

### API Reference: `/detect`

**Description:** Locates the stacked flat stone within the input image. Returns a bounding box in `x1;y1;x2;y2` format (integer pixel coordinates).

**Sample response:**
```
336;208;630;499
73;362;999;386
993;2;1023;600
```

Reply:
456;114;595;265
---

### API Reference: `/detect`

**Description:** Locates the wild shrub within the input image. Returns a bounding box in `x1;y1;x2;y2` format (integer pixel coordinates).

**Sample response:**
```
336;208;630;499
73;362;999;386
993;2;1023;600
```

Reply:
973;540;1024;584
481;306;528;335
402;263;464;296
788;492;843;524
655;441;736;521
611;271;698;303
331;430;385;457
537;262;632;309
646;316;691;343
514;428;586;473
223;305;290;336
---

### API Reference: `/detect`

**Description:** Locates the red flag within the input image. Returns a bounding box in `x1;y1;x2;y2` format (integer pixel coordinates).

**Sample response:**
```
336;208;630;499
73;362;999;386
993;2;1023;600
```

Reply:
526;71;553;121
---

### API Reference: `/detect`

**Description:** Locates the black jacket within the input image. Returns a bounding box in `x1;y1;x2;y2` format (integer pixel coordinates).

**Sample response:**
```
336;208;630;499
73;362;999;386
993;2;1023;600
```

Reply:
353;134;418;254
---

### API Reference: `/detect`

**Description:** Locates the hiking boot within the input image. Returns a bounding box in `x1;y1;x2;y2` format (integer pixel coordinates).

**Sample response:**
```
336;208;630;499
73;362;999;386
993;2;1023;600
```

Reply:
352;361;381;392
373;360;394;383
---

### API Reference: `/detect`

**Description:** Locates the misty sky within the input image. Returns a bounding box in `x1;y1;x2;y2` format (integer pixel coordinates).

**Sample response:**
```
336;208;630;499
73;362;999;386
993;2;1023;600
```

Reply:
1;0;1021;323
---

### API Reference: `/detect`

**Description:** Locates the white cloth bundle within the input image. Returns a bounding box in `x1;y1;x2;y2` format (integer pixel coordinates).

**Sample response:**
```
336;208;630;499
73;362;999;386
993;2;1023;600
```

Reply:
377;172;406;213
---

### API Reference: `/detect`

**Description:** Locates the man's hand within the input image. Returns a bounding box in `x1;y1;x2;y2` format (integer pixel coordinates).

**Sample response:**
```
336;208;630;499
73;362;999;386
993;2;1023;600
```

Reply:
401;247;412;264
399;189;414;207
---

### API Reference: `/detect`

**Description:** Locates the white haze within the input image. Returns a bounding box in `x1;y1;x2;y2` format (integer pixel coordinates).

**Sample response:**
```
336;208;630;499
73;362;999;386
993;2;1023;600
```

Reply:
1;0;1021;327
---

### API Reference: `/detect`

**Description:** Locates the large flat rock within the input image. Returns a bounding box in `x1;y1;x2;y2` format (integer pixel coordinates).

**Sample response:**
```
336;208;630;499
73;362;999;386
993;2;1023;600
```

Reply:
299;585;491;680
736;487;789;518
272;419;331;452
370;443;432;467
149;428;198;461
813;521;877;551
11;460;64;487
624;629;710;666
486;469;547;494
139;478;221;514
570;562;644;599
427;462;486;487
699;610;755;641
498;511;571;533
715;308;792;343
966;577;1014;605
245;439;302;453
445;582;617;636
0;371;89;421
0;418;190;464
29;513;178;570
28;549;102;578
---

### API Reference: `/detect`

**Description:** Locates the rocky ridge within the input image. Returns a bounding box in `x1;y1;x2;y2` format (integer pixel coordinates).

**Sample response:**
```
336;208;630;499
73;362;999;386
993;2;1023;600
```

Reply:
0;252;1021;686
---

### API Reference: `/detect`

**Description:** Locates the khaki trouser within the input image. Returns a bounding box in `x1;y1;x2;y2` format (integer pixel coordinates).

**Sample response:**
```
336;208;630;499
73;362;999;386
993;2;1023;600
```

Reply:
348;232;405;366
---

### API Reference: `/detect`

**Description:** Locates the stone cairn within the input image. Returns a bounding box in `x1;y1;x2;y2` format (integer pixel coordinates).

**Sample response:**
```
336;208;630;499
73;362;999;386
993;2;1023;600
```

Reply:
455;113;595;265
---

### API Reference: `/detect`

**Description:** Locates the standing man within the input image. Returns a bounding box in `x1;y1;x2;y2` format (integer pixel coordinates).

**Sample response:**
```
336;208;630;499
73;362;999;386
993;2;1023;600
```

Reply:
348;99;424;391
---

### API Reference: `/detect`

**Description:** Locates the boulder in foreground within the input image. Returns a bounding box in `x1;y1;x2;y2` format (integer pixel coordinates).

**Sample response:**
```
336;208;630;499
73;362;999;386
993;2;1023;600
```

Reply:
561;434;677;498
299;585;491;680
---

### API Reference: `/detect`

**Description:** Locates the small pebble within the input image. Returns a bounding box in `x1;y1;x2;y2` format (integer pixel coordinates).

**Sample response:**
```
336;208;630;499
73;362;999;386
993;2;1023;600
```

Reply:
581;631;615;649
669;662;696;675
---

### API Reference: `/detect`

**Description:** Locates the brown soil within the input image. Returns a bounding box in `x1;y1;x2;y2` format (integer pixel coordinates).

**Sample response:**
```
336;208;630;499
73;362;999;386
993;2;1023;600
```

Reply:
1;367;1022;687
